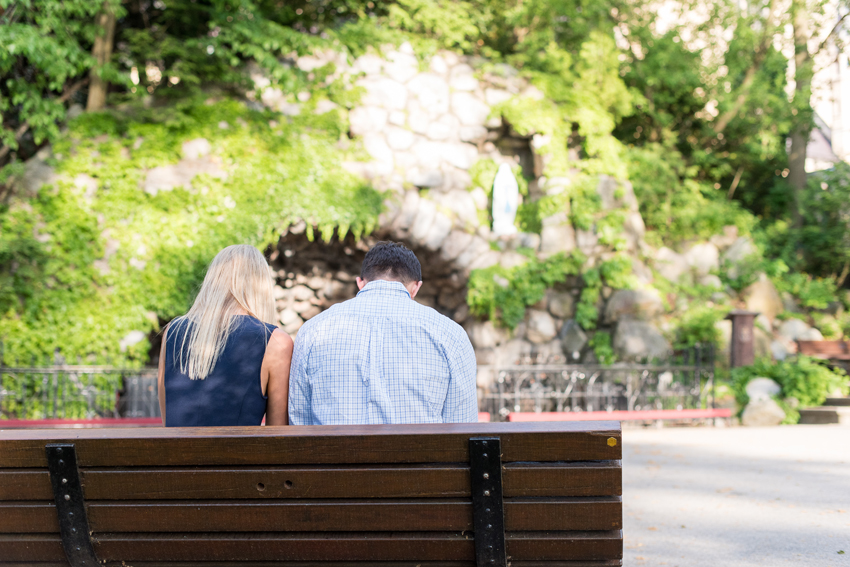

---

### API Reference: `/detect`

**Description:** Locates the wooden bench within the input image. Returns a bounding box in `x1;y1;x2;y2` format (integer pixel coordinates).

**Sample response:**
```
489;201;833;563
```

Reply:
796;340;850;361
0;422;623;566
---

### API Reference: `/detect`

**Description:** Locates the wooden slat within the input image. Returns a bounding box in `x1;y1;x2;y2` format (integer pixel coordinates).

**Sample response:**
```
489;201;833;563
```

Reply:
0;497;621;534
0;462;620;501
508;532;623;561
0;470;52;500
0;531;622;562
504;463;622;497
0;560;622;566
0;422;621;468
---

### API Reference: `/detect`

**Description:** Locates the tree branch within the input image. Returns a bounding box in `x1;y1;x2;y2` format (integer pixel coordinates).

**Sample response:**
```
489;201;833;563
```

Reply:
0;77;89;161
814;11;849;56
711;0;778;135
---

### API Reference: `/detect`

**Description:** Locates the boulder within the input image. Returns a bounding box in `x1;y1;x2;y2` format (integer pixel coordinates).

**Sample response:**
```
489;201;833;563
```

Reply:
699;275;723;289
362;133;394;174
422;212;453;251
142;157;226;196
526;310;557;344
743;274;783;321
655;247;689;282
539;212;576;257
778;318;813;343
771;340;790;361
721;237;756;279
623;212;646;251
684;242;720;277
384;126;415;150
454;237;492;269
741;398;785;426
467;320;508;349
603;288;664;324
499;251;528;270
745;377;781;401
439;230;475;261
495;338;533;365
407;73;451;115
460;125;488;142
451;92;490;126
384;50;418;83
358;77;408;110
348;106;387;136
119;331;147;352
485;88;513;106
560;320;588;361
21;154;58;195
441;143;478;170
613;320;671;361
278;308;300;326
597;176;638;211
548;291;575;319
181;138;211;159
409;199;438;244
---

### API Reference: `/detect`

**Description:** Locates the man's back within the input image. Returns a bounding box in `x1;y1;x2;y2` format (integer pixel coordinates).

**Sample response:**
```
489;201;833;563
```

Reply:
288;280;478;425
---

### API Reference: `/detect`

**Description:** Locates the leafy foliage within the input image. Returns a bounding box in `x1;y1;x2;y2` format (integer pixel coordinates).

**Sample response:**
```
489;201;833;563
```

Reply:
0;98;380;364
467;252;584;329
731;357;849;423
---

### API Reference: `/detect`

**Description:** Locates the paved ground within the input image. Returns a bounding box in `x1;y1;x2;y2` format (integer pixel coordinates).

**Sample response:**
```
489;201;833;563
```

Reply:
623;424;850;567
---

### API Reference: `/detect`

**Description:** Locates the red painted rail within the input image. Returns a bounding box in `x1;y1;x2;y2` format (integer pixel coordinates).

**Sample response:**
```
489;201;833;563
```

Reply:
0;417;162;429
508;408;732;422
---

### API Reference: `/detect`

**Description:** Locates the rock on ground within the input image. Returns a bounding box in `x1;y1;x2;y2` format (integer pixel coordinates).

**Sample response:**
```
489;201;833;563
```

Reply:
741;398;786;426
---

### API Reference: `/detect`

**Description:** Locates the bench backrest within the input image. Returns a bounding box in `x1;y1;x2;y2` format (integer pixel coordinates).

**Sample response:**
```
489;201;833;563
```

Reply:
0;422;622;566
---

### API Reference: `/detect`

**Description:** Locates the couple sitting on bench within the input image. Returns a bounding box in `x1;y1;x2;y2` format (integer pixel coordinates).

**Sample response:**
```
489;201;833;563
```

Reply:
157;241;478;427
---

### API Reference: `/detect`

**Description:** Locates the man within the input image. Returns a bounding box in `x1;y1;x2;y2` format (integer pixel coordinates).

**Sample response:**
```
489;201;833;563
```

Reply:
288;241;478;425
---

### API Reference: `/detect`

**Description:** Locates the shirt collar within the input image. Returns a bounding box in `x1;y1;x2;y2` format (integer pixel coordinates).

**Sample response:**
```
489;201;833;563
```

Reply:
357;279;411;298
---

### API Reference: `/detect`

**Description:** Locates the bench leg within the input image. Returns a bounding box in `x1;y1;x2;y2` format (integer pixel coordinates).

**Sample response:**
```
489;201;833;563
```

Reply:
45;444;100;567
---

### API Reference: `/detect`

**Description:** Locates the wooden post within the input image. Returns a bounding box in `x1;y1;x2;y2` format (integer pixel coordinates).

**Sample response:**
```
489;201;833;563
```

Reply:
725;310;759;367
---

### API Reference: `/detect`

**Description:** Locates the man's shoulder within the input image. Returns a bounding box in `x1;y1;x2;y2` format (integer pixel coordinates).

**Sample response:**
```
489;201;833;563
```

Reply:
410;302;470;341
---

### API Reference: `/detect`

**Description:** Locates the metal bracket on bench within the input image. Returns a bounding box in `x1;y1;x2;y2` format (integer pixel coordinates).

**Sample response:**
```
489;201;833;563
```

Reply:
469;437;507;567
45;444;100;567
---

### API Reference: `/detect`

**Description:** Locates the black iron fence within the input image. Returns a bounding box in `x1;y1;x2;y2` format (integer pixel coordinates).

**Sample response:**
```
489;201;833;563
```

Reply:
0;347;159;420
481;345;716;421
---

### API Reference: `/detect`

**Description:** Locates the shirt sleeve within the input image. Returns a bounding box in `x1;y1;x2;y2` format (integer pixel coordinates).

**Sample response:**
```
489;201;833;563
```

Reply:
287;326;312;425
442;325;479;423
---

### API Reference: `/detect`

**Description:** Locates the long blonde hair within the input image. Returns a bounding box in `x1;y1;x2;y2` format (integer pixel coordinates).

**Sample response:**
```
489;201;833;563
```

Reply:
170;245;277;380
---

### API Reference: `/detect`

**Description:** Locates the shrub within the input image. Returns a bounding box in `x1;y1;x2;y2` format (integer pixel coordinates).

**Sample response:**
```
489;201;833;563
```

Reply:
731;357;849;423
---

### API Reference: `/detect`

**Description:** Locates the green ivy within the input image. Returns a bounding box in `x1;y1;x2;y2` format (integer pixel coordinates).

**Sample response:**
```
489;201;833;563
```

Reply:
467;251;584;329
0;97;381;366
588;331;615;365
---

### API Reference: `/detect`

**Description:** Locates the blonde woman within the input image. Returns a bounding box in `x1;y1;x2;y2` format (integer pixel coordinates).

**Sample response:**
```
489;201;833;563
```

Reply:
157;245;293;426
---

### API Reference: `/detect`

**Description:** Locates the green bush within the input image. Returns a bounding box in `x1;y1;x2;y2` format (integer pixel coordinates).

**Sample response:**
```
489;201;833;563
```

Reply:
467;252;584;329
0;98;381;366
731;357;849;423
673;306;724;349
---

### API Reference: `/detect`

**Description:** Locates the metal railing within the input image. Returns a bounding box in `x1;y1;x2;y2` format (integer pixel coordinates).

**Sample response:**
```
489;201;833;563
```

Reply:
0;347;159;420
481;345;715;422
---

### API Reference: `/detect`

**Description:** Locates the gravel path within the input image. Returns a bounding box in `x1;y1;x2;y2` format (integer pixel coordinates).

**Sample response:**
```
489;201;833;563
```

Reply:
623;424;850;567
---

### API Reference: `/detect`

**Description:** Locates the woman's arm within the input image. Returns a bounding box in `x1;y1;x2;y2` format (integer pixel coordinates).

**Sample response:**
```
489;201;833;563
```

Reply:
157;324;169;426
262;328;294;426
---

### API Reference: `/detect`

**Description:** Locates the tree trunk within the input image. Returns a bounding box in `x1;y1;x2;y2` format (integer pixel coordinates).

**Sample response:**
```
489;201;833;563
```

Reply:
788;0;813;230
86;4;116;111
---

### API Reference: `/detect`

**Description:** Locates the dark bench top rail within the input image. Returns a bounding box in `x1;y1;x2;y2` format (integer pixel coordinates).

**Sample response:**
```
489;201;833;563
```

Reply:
0;422;623;567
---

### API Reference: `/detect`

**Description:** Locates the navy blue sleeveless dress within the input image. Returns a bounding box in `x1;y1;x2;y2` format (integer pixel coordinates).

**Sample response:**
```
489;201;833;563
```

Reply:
164;315;277;426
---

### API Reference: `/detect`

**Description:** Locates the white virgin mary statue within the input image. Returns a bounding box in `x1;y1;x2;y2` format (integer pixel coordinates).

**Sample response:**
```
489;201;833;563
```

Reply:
491;163;519;236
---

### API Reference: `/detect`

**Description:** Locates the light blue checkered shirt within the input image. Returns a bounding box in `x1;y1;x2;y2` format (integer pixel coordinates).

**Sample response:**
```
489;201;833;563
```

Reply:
288;280;478;425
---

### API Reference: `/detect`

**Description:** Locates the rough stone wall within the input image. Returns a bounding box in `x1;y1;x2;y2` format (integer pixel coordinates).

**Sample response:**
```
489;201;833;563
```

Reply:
253;43;671;392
